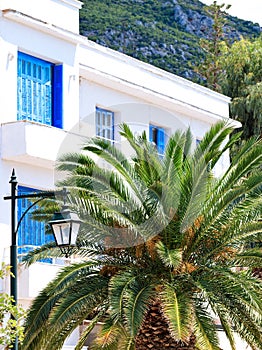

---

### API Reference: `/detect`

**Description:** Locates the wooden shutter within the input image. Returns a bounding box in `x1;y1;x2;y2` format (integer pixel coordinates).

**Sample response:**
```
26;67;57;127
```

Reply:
157;127;165;154
149;124;165;154
149;124;154;143
17;53;53;125
52;64;63;128
17;52;63;128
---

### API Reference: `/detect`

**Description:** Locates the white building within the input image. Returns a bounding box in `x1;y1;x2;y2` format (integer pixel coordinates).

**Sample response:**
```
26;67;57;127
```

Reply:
0;0;243;348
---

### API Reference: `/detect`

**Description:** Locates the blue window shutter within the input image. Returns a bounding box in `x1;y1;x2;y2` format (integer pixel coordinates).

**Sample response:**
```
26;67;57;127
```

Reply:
17;52;53;126
149;124;165;155
112;111;115;141
52;64;63;129
157;127;165;154
149;124;154;142
17;186;54;263
17;57;23;120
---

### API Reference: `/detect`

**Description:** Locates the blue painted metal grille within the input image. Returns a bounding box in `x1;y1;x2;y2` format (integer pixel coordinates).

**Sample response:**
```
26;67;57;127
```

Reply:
17;52;63;128
17;186;54;263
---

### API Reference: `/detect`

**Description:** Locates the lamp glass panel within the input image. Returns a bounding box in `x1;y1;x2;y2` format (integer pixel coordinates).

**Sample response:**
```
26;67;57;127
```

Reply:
52;223;70;245
71;222;80;245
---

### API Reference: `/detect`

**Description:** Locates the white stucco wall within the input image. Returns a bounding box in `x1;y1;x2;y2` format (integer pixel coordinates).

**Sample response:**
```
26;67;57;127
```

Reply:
78;40;232;124
77;78;231;176
0;0;82;34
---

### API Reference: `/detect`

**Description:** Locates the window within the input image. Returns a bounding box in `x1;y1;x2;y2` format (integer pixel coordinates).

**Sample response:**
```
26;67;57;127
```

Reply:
17;186;54;262
196;138;201;146
95;107;114;141
149;124;165;155
17;52;63;128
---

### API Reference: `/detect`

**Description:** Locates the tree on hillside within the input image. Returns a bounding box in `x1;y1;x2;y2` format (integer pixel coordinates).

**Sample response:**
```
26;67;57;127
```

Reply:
196;0;231;92
220;35;262;142
21;122;262;350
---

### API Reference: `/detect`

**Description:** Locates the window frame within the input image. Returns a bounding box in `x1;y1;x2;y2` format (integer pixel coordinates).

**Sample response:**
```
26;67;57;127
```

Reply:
95;107;114;142
149;124;166;155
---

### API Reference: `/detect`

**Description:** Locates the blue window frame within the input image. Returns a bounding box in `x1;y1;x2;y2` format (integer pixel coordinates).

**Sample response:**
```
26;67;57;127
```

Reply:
17;52;63;128
149;124;165;155
17;186;54;262
95;107;114;141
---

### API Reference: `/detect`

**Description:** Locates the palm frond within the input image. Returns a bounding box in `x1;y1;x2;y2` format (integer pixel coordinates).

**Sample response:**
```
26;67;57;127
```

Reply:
196;268;262;350
75;309;107;350
214;306;237;350
123;275;155;338
194;121;233;169
91;319;128;350
161;283;194;341
21;242;60;266
21;286;62;350
156;241;182;269
194;302;221;350
27;281;108;350
109;270;138;323
21;262;106;349
233;249;262;268
187;164;262;261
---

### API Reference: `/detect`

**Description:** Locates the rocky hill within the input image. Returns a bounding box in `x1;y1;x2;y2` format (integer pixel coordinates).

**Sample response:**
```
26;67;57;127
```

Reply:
79;0;261;83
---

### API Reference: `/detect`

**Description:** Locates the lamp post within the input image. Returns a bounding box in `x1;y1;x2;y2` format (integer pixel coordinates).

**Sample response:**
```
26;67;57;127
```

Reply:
4;169;81;350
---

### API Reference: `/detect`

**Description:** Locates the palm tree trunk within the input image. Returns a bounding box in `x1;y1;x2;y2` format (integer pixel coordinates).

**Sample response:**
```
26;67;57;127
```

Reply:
135;300;196;350
253;268;262;279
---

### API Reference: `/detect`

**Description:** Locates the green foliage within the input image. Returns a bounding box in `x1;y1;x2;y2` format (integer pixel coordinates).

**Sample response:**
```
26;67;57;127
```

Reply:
21;122;262;350
196;1;261;155
219;35;262;142
0;263;25;348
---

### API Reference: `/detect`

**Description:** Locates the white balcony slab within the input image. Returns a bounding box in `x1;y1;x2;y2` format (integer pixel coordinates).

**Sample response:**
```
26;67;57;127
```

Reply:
1;121;68;168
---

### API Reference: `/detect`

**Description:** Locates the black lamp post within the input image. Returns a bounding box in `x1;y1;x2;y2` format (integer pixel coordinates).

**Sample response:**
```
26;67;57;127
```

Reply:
4;169;81;350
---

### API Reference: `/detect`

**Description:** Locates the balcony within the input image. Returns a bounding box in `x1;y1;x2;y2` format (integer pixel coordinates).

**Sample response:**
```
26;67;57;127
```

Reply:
1;121;68;168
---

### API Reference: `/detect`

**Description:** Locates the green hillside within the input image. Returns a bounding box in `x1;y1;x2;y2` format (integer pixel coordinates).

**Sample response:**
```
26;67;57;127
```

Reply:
79;0;261;83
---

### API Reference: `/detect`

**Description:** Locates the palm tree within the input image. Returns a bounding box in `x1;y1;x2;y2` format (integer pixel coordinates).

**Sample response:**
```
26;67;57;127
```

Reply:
21;122;262;350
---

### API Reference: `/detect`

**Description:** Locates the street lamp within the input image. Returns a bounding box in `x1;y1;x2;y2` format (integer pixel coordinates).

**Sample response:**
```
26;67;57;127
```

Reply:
4;169;81;350
49;205;81;258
